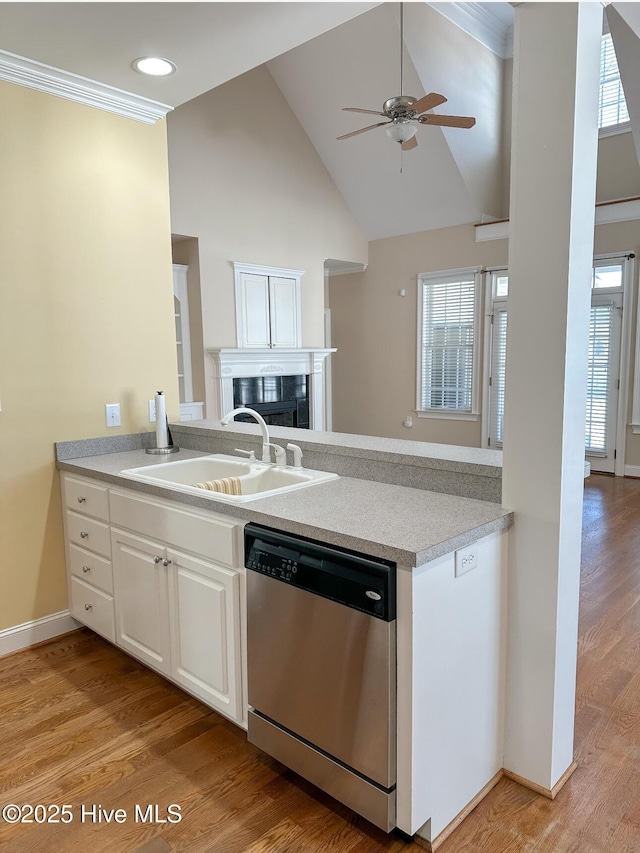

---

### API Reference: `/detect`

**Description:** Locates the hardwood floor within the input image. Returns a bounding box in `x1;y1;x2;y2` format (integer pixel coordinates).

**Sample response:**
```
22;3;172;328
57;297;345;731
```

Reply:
1;473;639;852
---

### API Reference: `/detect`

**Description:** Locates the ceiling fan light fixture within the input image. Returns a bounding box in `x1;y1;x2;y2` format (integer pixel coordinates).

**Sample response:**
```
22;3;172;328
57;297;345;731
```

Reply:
131;56;177;77
385;120;417;144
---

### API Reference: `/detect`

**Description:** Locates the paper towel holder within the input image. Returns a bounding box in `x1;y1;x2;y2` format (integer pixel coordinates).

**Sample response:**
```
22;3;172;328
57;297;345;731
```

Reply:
146;390;180;454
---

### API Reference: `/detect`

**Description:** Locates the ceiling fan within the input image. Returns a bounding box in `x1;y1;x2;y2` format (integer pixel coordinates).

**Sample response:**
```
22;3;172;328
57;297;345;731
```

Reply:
337;3;476;151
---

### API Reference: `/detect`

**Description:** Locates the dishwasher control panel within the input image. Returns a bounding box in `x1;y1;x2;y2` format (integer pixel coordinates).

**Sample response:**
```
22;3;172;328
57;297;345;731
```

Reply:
244;523;396;620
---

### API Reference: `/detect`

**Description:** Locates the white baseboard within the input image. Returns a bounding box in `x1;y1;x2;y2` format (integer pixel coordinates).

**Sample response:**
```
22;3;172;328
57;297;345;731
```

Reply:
0;611;80;658
624;465;640;478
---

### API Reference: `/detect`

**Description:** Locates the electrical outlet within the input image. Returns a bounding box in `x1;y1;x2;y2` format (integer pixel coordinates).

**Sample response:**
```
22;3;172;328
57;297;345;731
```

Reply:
105;403;121;428
148;399;156;422
455;544;479;577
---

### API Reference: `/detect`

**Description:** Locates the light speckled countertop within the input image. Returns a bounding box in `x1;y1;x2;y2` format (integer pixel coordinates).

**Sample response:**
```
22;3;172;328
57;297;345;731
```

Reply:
57;449;513;567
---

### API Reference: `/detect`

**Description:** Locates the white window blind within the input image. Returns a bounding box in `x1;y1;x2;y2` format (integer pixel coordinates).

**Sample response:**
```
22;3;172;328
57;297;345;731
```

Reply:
489;304;508;447
418;270;479;413
599;32;629;129
585;303;614;452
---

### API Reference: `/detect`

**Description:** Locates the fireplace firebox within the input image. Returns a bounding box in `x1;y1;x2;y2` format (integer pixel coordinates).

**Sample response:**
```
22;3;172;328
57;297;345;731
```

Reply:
232;375;309;428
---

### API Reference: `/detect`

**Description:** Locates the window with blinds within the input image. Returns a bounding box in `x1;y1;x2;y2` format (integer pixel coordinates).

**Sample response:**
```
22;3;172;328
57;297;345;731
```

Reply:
585;303;614;452
418;269;480;414
599;32;629;129
485;260;626;468
489;305;508;447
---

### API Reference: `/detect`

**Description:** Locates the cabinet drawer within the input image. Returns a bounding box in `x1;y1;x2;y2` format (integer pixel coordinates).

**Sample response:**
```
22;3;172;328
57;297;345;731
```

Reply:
63;475;109;521
66;510;111;558
69;544;113;595
109;490;242;567
70;577;115;642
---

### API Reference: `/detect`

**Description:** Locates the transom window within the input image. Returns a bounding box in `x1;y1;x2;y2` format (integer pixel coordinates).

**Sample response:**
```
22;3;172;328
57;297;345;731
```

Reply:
599;31;629;130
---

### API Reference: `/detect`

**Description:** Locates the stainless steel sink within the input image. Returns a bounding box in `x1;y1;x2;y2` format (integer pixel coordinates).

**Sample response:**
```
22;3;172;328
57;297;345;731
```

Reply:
119;454;338;503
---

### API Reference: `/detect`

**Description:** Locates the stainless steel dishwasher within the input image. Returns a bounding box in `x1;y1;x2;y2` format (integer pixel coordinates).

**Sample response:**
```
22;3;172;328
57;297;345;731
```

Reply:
245;523;396;832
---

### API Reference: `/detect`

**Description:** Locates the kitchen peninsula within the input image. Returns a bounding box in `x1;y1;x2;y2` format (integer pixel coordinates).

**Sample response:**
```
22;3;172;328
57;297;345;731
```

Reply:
56;422;512;850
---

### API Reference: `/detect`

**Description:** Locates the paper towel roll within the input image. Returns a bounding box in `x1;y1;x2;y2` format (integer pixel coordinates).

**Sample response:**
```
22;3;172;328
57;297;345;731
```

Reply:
155;392;168;449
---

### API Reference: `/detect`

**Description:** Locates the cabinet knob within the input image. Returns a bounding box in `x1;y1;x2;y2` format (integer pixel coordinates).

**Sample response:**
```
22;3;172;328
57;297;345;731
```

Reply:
80;531;89;539
162;558;172;567
84;603;92;611
82;566;90;573
153;556;161;564
77;496;86;503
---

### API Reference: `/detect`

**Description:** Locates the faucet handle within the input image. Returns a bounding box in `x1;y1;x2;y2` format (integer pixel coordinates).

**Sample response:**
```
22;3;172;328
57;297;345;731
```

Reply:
264;442;287;467
286;443;303;469
234;448;257;461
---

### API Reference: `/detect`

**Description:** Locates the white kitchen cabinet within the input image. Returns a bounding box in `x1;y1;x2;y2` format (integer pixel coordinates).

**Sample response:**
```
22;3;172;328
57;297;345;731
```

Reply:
60;473;246;726
61;474;115;643
234;262;303;349
111;527;243;720
111;528;172;677
168;548;242;720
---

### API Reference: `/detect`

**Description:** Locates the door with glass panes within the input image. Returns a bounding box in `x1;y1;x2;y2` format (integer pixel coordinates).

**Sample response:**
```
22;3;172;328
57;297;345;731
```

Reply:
486;259;625;473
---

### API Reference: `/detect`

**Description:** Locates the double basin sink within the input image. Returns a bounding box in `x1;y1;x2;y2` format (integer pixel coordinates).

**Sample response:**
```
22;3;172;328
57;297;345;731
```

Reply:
120;454;339;504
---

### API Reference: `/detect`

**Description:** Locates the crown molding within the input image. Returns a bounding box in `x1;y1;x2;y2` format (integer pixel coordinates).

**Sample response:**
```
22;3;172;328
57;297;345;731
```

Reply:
429;3;514;60
0;50;172;124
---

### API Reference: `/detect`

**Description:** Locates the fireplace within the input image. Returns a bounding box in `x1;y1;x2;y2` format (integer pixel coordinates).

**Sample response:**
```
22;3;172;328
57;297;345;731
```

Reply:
207;348;335;430
233;375;310;428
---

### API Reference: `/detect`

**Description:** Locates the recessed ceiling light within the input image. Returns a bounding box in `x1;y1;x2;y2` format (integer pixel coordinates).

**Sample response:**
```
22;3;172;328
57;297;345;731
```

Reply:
131;57;176;77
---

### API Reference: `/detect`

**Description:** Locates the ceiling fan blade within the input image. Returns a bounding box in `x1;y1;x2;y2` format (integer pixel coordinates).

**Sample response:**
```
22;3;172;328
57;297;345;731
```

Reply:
418;114;476;129
342;107;387;116
411;92;447;115
401;136;418;151
337;121;390;141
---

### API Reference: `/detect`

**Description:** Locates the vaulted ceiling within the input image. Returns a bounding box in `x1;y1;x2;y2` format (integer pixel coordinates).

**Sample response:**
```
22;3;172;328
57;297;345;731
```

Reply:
0;2;638;241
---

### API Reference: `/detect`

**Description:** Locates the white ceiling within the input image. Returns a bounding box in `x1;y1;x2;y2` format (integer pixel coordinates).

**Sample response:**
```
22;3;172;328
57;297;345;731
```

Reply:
1;1;587;243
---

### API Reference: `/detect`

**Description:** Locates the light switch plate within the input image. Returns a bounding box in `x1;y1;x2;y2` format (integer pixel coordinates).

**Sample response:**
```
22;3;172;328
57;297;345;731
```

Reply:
455;544;479;577
105;403;121;428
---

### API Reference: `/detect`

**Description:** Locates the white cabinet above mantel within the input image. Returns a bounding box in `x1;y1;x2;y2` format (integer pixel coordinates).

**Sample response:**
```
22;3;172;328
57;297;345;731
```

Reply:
234;262;303;349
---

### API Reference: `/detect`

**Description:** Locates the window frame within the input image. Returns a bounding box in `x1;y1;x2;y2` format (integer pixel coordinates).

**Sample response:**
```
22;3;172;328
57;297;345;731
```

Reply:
415;266;482;421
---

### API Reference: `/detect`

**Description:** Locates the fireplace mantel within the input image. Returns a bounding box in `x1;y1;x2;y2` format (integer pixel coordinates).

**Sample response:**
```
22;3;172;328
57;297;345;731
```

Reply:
207;348;335;429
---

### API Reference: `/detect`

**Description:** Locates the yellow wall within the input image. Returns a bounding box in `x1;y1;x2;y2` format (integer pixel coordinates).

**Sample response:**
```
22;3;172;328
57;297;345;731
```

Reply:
0;82;179;632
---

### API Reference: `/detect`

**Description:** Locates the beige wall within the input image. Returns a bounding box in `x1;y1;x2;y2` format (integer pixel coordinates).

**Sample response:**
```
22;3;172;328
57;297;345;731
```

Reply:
0;82;178;632
596;131;640;201
331;218;640;467
330;224;507;446
167;64;368;413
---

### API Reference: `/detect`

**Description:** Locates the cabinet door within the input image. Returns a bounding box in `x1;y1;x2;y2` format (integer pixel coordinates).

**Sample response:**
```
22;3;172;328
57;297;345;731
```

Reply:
168;548;242;721
111;529;171;676
269;276;301;348
237;273;271;348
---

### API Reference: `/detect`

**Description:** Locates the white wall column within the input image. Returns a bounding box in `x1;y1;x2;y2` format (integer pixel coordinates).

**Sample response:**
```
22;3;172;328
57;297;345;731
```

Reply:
502;3;602;789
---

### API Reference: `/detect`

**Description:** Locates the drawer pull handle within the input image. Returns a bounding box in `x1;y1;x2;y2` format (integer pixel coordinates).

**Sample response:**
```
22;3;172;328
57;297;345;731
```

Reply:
77;496;86;503
84;603;93;611
153;556;162;564
162;558;172;567
82;566;91;573
80;531;89;539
